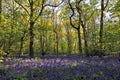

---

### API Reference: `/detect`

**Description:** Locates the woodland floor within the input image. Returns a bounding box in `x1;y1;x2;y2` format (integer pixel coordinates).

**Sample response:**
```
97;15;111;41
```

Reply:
0;55;120;80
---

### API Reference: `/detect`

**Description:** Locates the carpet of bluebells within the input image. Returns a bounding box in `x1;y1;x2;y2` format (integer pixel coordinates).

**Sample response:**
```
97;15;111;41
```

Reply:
0;55;120;80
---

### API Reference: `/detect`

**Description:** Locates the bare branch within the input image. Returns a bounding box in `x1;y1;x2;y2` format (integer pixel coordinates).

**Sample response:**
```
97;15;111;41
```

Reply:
86;10;96;21
104;0;109;9
44;1;63;7
14;0;30;15
68;0;78;30
34;0;64;23
33;0;45;22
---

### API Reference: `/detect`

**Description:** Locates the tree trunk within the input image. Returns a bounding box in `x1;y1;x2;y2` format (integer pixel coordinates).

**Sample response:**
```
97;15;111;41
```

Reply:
69;0;83;54
8;0;14;52
100;0;104;50
29;21;34;57
20;37;24;56
40;34;42;52
0;0;2;22
78;29;82;54
54;30;59;55
53;32;56;54
29;0;34;58
81;20;89;56
66;30;72;54
19;31;26;56
56;33;59;55
82;26;89;56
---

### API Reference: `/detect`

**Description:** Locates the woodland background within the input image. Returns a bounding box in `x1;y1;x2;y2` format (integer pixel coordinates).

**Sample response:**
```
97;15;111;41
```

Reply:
0;0;120;57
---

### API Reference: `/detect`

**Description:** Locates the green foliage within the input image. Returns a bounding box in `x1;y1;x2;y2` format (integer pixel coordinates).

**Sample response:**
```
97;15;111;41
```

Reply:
0;0;119;56
0;50;7;55
90;0;98;5
60;40;68;53
0;50;7;62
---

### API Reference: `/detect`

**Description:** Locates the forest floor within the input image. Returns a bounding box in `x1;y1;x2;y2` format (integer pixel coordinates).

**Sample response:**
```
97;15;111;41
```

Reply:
0;55;120;80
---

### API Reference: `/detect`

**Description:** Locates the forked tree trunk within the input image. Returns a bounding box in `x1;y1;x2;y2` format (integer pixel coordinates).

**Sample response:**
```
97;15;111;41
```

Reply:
76;0;88;55
69;0;83;54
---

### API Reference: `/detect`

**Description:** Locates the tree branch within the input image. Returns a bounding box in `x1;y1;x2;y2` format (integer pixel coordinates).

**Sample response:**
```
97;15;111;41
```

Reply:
14;0;30;15
33;0;63;23
104;0;109;9
44;1;63;7
68;0;78;30
86;10;96;21
33;0;45;22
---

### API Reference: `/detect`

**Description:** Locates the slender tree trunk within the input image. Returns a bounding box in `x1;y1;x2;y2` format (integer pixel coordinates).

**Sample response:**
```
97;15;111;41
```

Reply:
81;20;88;56
69;0;83;54
0;0;2;49
76;1;88;55
53;32;56;54
52;9;56;54
29;21;34;57
0;0;2;23
100;0;109;51
55;14;59;55
41;35;45;55
56;33;59;55
19;31;26;56
40;34;43;54
29;0;34;57
20;37;24;56
54;30;59;55
68;38;72;54
8;0;15;52
92;17;97;49
66;30;72;54
77;29;82;54
100;0;104;50
52;8;59;55
82;26;88;56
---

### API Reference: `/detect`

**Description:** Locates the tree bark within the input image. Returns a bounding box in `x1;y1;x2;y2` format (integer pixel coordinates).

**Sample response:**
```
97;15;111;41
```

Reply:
77;28;82;54
0;0;2;22
53;30;59;55
29;0;34;57
66;28;72;54
81;24;88;56
8;0;15;52
29;21;34;57
100;0;104;50
19;31;26;56
68;0;83;54
76;0;88;55
100;0;109;50
20;37;24;56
